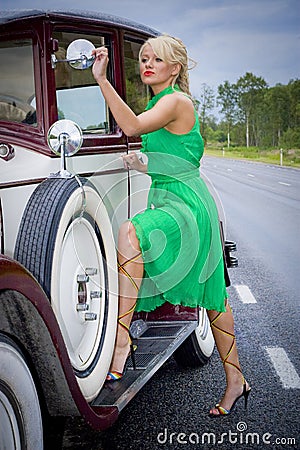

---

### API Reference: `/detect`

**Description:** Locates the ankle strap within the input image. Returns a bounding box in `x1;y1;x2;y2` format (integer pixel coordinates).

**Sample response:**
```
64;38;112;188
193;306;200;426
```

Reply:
118;252;142;292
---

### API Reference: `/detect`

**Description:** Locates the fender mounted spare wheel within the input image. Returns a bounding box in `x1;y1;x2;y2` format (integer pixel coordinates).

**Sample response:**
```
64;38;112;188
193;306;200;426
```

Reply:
14;177;118;401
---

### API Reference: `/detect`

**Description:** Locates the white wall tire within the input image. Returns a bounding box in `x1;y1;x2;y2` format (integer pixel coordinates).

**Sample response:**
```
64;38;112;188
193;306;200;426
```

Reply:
0;334;43;450
173;308;214;367
15;178;118;401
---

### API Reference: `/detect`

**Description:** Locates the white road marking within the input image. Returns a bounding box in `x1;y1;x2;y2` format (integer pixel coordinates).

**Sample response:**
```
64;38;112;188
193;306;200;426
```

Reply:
247;173;255;177
234;284;257;303
278;181;291;186
264;347;300;389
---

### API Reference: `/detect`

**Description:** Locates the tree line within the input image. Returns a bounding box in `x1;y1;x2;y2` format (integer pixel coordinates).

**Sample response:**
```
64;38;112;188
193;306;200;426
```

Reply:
196;74;300;149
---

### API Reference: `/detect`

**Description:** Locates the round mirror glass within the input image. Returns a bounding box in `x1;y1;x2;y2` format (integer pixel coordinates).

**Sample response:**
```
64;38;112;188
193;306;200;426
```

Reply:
66;39;95;69
47;119;83;156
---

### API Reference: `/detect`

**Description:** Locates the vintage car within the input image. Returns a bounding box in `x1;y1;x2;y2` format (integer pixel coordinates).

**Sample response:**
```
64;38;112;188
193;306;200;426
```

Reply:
0;9;237;448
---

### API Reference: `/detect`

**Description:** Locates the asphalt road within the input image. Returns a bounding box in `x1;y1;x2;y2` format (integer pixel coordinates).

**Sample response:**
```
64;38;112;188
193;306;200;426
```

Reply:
59;157;299;450
201;156;300;302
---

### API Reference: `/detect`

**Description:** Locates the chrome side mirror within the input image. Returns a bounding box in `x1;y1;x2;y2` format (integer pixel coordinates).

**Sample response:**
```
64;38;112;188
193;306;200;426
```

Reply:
51;39;96;70
47;119;83;178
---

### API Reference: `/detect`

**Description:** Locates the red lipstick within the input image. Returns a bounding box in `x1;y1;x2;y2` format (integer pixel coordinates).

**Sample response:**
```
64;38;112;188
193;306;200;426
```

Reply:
144;71;154;76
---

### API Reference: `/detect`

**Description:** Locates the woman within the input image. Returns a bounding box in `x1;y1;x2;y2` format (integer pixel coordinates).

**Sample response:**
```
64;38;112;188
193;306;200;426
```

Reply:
92;34;251;417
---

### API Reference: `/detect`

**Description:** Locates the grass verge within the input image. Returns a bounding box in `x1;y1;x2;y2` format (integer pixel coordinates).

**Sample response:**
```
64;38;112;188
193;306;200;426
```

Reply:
204;146;300;168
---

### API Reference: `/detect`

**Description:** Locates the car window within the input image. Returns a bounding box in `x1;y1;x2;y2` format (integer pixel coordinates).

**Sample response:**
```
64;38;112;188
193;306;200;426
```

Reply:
53;31;109;134
124;39;150;114
0;39;37;126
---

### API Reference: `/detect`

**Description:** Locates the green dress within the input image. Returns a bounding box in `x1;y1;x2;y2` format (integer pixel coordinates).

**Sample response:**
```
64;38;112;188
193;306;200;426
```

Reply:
131;85;227;313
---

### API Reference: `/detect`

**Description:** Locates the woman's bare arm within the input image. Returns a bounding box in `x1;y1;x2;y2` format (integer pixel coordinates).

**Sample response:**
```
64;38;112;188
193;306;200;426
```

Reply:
92;47;192;136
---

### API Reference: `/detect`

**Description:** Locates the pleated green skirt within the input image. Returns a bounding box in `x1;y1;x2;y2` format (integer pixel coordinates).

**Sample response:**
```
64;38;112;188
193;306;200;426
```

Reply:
131;174;228;313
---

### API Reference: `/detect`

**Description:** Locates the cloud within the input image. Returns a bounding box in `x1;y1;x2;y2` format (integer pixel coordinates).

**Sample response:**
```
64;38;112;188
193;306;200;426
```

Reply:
166;0;300;93
2;0;299;98
190;27;299;90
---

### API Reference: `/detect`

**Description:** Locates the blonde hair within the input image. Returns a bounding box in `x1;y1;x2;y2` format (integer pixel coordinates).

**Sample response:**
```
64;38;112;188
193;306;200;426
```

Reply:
139;34;195;96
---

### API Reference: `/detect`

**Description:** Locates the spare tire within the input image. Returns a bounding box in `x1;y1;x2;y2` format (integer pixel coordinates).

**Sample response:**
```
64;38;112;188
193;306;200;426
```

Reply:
14;177;118;401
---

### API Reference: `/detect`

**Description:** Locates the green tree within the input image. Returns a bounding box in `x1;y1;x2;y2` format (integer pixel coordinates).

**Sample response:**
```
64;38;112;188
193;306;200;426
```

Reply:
196;83;215;141
287;79;300;129
263;84;289;146
236;72;268;147
281;127;300;149
217;80;238;147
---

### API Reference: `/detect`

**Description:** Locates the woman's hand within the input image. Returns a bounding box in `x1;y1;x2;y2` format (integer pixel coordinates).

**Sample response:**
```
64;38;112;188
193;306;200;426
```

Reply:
122;153;147;173
92;46;109;83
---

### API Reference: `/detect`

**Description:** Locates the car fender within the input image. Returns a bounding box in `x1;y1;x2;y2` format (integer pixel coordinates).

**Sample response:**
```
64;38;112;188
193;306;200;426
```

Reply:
0;254;118;430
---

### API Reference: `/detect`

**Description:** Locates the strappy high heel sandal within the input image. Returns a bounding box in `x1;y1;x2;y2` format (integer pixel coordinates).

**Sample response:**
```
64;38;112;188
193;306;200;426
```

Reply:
209;304;251;417
212;381;251;416
106;252;141;382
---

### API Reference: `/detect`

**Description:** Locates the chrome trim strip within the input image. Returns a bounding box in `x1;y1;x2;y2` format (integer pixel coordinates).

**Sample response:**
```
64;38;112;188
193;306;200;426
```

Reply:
0;168;128;190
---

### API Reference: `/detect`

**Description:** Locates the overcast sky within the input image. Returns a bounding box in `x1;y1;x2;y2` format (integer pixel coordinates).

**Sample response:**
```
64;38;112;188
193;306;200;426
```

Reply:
2;0;300;99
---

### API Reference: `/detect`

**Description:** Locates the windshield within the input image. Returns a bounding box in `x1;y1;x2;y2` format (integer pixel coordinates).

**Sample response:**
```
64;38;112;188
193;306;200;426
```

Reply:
53;31;109;134
124;39;150;114
0;38;37;125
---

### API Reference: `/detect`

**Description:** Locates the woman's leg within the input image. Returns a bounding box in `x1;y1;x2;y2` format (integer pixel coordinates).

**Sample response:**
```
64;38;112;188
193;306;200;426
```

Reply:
107;221;143;377
207;300;250;415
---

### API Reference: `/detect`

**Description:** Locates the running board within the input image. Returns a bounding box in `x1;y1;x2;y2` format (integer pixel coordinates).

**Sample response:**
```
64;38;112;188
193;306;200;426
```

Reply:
92;321;197;412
